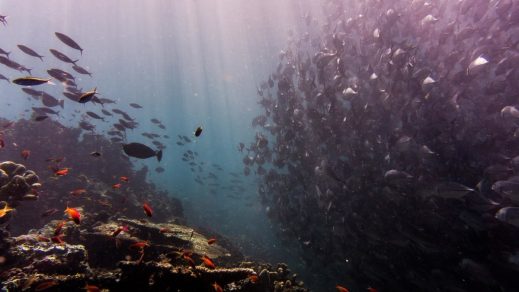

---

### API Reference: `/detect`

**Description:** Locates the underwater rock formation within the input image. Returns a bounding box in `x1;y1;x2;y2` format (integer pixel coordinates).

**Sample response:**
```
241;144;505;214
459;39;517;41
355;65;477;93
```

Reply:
0;161;40;204
0;217;307;291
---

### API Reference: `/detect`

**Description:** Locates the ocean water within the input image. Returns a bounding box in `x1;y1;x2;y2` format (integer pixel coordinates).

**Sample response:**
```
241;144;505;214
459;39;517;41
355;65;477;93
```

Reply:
2;0;519;291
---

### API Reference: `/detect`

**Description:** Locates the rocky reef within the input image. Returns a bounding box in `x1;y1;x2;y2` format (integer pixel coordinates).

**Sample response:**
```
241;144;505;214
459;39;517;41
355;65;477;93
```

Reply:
0;217;306;291
0;161;40;206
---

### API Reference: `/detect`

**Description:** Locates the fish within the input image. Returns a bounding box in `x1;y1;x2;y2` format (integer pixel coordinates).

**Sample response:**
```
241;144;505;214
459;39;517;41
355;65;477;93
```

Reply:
120;176;129;182
112;183;122;189
129;103;142;109
202;255;216;269
207;238;216;245
41;92;64;108
55;32;83;55
159;227;173;233
49;49;78;64
212;282;223;292
248;275;258;283
101;109;113;116
69;189;87;197
54;168;69;176
79;88;97;103
85;284;100;292
34;280;58;291
123;143;162;161
72;65;92;77
34;115;48;121
0;203;14;218
47;68;75;81
0;56;31;74
54;220;65;236
155;167;165;173
336;285;349;292
90;151;101;157
143;202;153;217
194;126;203;137
64;206;81;224
86;111;104;120
21;149;30;160
129;241;150;250
0;73;10;83
0;48;10;58
41;208;59;217
33;107;59;116
17;44;44;61
112;225;129;237
12;76;51;86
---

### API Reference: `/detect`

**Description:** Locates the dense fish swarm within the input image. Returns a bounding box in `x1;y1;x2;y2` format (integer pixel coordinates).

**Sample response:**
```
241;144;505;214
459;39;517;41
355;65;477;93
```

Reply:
245;0;519;290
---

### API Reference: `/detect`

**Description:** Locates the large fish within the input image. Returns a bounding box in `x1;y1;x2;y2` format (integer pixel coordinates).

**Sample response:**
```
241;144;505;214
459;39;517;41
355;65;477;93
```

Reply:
123;143;162;162
49;49;78;65
55;32;83;55
12;76;50;86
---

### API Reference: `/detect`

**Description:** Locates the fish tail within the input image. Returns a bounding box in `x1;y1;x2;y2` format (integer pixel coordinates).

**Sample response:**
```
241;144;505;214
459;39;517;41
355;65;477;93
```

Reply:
6;51;10;58
157;150;163;162
38;56;44;62
72;59;79;65
59;100;64;109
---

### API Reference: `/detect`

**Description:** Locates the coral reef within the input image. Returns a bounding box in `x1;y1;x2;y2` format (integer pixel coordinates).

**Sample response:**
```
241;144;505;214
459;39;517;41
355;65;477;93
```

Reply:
0;161;40;204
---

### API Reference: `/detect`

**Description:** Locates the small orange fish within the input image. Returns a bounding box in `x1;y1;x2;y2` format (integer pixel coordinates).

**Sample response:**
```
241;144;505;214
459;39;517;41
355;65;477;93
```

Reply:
143;202;153;217
69;188;87;196
21;149;30;160
207;238;217;245
112;183;122;189
34;280;58;291
0;203;14;218
367;288;378;292
54;220;66;236
159;227;173;233
64;206;81;224
248;274;259;283
183;254;196;268
85;284;100;292
120;176;129;182
37;235;50;242
202;255;216;269
112;225;128;237
55;168;69;176
129;241;150;250
212;282;223;292
336;285;350;292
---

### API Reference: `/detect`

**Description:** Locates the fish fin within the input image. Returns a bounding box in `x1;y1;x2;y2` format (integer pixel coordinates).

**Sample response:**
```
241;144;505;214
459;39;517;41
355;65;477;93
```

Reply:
38;56;44;62
6;51;10;58
157;150;163;162
59;100;64;109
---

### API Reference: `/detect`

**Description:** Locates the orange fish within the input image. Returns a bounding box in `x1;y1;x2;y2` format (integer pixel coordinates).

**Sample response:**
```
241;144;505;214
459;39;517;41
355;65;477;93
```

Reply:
54;220;66;236
112;183;122;189
37;235;50;242
248;274;259;283
202;255;216;269
367;288;378;292
212;282;223;292
85;284;100;292
0;203;14;218
120;176;129;182
159;227;173;233
34;280;58;291
336;285;350;292
143;202;153;217
21;149;30;160
55;168;69;176
183;254;196;268
64;207;81;224
69;188;87;196
129;241;150;250
207;238;217;245
51;234;64;244
112;225;128;237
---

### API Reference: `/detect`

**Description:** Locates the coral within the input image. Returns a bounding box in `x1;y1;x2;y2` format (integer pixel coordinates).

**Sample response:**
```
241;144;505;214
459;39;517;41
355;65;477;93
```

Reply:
0;161;40;204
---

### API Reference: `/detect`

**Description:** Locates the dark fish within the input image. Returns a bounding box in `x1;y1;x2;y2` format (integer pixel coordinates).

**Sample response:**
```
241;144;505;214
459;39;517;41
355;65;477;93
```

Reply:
22;88;43;97
63;92;80;102
55;32;83;55
194;126;203;137
47;68;74;81
151;118;160;124
79;120;95;131
158;124;166;130
0;48;10;58
49;49;78;65
123;143;163;161
0;73;9;83
72;65;92;76
12;76;50;86
90;151;102;157
0;56;31;74
17;45;44;61
86;111;104;120
97;98;116;104
32;107;59;115
78;88;97;103
101;109;112;116
129;103;142;109
155;166;165;173
41;92;64;108
34;115;48;121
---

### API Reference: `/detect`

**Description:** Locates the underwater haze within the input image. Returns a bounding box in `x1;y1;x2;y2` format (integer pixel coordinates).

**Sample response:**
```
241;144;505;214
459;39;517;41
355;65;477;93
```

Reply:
2;0;519;291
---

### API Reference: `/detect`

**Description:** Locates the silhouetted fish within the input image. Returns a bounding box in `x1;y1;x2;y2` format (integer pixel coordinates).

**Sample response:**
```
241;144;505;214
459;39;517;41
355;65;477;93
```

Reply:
72;65;92;77
55;32;83;55
49;49;78;65
12;76;50;86
129;103;142;109
123;143;162;162
17;44;44;61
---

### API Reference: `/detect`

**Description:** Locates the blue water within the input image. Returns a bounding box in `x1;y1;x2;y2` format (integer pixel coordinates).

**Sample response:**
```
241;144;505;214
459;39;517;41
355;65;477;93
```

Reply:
0;0;325;288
